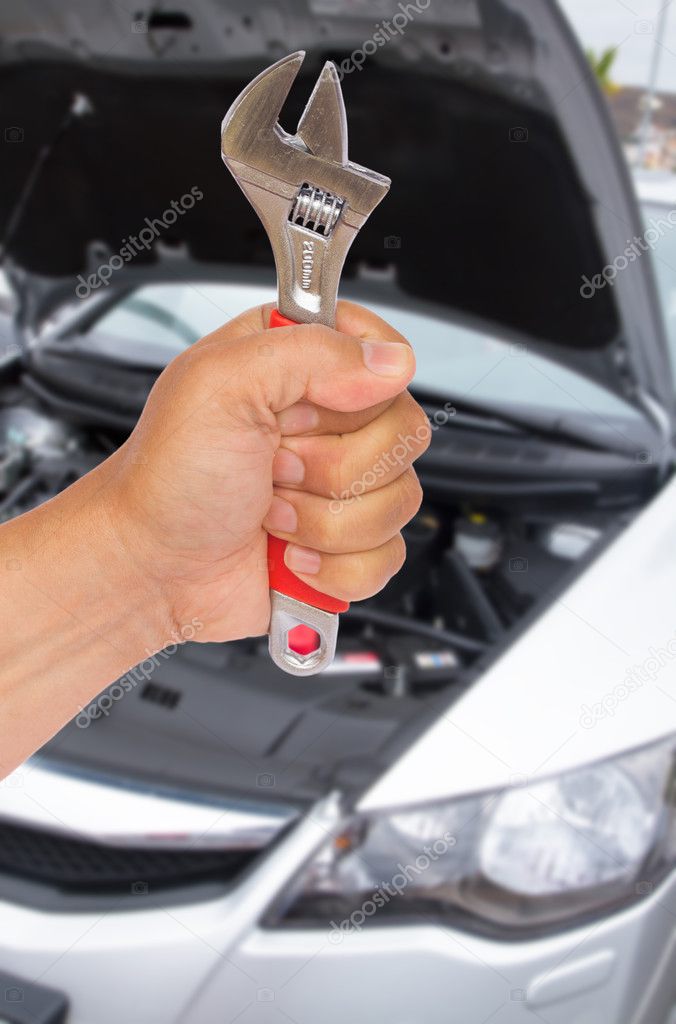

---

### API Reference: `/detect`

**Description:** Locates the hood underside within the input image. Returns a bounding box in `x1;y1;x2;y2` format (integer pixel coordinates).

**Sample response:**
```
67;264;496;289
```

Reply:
0;0;672;416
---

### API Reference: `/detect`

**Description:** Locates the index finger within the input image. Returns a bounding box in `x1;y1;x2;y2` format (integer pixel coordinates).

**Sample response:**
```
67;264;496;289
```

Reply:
193;298;410;355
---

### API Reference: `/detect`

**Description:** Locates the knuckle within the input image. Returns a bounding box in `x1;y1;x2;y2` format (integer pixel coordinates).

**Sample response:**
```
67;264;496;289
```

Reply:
332;439;381;499
329;440;356;497
342;551;387;601
184;346;232;402
389;533;407;577
257;324;308;369
401;469;423;518
390;397;431;466
313;506;341;550
341;554;372;600
186;343;218;379
382;473;420;533
400;394;431;456
286;322;334;358
412;405;432;456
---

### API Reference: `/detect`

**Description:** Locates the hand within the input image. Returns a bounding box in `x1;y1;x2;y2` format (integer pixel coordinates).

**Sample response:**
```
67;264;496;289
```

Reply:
103;300;430;643
0;300;430;773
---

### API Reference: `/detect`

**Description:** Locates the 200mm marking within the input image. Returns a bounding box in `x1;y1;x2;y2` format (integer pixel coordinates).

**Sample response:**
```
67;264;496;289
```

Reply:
301;239;314;289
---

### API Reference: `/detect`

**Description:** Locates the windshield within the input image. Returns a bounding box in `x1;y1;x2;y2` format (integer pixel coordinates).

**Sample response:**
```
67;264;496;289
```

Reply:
89;280;643;428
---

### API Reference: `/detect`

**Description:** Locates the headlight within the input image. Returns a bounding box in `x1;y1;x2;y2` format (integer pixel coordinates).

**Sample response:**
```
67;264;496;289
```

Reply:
267;737;676;937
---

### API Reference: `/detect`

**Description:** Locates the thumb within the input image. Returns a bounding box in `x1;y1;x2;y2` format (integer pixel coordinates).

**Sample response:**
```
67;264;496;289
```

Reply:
213;321;416;415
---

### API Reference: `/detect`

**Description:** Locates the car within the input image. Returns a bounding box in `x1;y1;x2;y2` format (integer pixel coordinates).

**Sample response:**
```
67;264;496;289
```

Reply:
0;1;676;1022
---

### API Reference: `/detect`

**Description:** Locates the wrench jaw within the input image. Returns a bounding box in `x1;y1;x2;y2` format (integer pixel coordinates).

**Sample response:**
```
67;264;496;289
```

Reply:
221;51;390;327
296;59;348;166
220;51;308;171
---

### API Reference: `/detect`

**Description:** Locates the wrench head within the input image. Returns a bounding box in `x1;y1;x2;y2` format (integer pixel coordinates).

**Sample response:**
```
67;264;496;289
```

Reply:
221;52;390;327
221;51;389;218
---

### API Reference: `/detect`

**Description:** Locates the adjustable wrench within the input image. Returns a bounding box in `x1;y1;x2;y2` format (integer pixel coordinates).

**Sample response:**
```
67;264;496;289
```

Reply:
221;51;390;676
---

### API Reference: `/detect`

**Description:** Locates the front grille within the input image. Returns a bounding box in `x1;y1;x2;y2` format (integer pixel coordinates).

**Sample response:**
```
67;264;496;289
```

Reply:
0;820;257;894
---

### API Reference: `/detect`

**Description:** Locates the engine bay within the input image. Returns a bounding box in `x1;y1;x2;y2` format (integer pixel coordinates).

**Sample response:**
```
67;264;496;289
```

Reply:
0;349;660;804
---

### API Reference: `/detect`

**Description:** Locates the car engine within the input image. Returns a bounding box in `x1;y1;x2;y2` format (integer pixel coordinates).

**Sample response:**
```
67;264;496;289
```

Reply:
0;348;658;803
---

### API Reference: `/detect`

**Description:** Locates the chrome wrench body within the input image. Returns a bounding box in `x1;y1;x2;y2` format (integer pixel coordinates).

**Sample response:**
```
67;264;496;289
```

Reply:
221;51;390;676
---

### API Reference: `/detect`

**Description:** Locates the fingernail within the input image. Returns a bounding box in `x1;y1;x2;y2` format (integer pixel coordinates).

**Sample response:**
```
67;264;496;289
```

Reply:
265;496;298;534
285;544;321;575
278;402;320;434
361;340;411;377
272;448;305;484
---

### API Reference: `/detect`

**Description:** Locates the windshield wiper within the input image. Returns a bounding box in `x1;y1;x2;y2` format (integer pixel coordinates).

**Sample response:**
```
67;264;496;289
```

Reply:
413;386;650;457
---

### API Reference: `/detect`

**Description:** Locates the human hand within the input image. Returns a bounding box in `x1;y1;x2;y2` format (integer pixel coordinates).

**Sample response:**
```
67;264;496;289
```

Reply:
103;300;430;644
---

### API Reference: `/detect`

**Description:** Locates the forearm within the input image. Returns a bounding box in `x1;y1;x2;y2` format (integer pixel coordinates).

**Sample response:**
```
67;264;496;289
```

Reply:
0;459;170;775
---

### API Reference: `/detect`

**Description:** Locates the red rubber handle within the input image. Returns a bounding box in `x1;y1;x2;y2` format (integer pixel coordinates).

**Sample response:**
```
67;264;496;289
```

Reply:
269;309;298;330
268;309;349;614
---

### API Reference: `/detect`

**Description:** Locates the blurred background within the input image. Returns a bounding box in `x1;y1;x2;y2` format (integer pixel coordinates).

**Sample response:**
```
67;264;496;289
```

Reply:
563;0;676;171
1;3;676;1024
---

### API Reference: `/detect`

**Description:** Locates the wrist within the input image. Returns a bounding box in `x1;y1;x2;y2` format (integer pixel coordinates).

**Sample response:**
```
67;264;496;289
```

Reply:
30;457;175;663
86;456;177;656
0;456;177;773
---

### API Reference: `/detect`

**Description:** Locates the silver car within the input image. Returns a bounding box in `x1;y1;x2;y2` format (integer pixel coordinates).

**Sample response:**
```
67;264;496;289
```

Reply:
0;1;675;1022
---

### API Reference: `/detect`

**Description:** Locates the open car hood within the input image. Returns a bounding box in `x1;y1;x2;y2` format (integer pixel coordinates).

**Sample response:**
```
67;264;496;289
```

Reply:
0;0;672;424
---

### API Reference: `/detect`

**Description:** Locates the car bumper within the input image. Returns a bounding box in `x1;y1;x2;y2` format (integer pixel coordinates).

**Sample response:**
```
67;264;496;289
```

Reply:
0;798;675;1024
